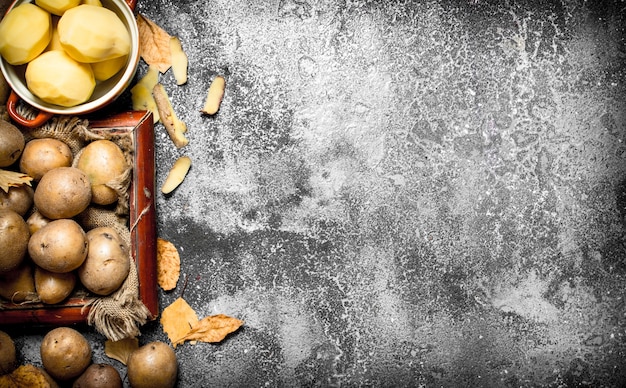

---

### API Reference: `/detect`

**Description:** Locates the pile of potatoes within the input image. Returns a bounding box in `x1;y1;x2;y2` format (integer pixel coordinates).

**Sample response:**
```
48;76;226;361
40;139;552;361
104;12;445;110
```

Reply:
0;118;132;305
0;0;131;107
0;327;178;387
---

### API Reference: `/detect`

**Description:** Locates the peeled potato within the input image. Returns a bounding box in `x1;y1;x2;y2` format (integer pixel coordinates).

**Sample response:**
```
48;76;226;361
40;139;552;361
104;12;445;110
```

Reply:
45;17;63;52
58;4;130;63
25;50;95;107
0;3;51;65
91;55;128;81
36;0;81;16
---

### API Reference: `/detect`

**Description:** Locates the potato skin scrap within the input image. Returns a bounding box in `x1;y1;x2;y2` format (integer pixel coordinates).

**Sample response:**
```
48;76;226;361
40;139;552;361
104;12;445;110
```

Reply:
201;75;225;115
156;237;180;290
169;36;187;86
152;83;188;148
161;156;191;194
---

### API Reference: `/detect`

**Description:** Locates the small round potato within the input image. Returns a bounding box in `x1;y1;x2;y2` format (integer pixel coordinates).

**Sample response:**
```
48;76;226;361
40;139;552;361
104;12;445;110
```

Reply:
127;341;177;388
34;166;91;219
0;263;36;303
19;138;73;181
0;185;34;216
34;266;76;304
0;209;30;273
72;363;122;388
76;140;128;205
0;330;17;375
40;327;91;381
0;120;24;167
26;209;51;235
78;227;129;295
28;218;88;273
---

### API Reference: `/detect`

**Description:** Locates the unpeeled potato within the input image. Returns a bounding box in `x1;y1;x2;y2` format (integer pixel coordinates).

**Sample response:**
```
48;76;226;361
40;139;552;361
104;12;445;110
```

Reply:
0;185;34;217
28;218;88;273
34;266;76;304
0;209;30;273
41;327;91;381
0;120;25;168
0;330;16;375
76;140;128;205
20;138;73;181
127;341;177;388
34;167;92;219
78;227;129;295
0;262;37;303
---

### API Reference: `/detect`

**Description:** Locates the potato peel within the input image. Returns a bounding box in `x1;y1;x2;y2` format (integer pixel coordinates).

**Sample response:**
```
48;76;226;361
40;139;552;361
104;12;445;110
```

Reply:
200;75;225;115
152;83;188;148
161;156;191;194
170;36;188;85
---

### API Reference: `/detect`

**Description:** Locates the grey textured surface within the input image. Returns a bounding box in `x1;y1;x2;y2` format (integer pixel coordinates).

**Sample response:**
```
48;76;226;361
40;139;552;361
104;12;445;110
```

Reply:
6;0;626;387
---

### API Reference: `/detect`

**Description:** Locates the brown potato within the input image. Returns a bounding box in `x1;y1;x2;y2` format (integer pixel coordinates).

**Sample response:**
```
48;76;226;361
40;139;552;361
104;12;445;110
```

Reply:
28;219;88;273
76;140;128;205
72;363;122;388
78;227;129;295
0;184;34;216
26;209;51;235
0;120;24;167
34;167;91;219
0;209;29;273
40;327;91;381
34;266;76;304
19;138;73;181
0;330;16;375
127;341;177;388
0;262;37;303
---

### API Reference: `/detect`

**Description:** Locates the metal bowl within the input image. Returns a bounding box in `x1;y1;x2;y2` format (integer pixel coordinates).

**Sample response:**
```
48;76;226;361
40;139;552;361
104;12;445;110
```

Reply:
0;0;139;127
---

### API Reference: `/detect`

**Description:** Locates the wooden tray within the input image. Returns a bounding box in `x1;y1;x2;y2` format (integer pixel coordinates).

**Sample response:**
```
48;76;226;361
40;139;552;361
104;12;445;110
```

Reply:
0;111;158;325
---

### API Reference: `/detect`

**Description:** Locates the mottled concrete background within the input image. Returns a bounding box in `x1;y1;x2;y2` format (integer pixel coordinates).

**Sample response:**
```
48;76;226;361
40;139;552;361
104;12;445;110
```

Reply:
8;0;626;387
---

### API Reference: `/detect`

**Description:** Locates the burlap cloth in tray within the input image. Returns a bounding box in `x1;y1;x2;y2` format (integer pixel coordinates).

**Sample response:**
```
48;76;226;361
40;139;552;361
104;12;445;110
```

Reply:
16;104;151;341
